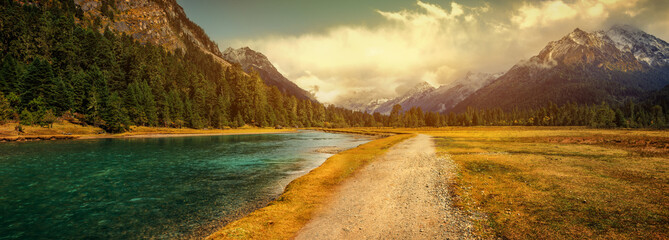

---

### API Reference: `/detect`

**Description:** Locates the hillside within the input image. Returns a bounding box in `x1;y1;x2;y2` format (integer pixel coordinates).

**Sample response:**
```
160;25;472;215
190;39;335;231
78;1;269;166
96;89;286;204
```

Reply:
74;0;231;67
223;47;315;101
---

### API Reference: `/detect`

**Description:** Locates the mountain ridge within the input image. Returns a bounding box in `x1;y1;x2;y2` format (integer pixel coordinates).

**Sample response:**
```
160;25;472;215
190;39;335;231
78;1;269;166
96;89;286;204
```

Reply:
222;47;316;101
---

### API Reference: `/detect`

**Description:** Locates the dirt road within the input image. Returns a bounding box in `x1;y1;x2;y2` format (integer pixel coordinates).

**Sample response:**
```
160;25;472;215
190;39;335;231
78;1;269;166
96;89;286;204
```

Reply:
295;134;474;239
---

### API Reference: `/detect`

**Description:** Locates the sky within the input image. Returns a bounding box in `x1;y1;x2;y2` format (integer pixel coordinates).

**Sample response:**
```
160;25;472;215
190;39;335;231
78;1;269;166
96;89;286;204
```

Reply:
177;0;669;104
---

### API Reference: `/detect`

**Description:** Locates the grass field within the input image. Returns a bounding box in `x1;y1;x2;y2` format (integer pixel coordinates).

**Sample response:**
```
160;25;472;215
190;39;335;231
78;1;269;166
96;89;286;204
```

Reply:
415;127;668;239
207;133;414;240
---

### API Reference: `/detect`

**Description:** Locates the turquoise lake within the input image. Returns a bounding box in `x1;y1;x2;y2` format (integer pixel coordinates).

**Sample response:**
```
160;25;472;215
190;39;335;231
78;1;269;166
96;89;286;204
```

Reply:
0;131;371;239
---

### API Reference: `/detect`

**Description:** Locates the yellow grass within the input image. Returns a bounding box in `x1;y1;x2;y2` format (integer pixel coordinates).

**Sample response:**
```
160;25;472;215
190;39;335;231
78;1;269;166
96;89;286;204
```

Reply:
424;126;668;239
207;133;414;240
0;121;295;140
118;126;296;137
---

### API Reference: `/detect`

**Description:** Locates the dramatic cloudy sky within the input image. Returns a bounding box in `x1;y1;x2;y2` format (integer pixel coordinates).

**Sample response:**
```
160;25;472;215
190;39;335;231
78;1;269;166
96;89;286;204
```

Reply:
177;0;669;104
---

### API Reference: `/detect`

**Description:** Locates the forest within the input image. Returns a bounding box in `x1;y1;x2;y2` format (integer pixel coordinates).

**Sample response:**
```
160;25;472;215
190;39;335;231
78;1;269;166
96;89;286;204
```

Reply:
0;0;667;132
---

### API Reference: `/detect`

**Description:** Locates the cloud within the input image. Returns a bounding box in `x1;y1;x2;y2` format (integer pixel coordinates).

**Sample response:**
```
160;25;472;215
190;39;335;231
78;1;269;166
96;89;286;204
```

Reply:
226;0;669;105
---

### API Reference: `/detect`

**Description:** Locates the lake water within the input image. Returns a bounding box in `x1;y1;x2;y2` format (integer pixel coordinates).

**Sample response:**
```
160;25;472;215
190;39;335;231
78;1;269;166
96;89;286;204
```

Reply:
0;131;371;239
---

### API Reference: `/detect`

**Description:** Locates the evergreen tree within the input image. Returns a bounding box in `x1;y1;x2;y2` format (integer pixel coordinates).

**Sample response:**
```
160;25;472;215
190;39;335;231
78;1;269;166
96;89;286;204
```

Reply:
0;93;12;124
103;92;129;133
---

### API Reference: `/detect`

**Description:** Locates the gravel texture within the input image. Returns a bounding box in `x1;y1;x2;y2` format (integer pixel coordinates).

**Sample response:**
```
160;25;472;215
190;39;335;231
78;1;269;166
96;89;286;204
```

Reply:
295;134;475;239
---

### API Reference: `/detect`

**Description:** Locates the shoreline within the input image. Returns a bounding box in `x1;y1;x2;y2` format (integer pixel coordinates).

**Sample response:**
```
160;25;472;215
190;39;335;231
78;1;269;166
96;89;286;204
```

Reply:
206;133;414;240
0;123;298;142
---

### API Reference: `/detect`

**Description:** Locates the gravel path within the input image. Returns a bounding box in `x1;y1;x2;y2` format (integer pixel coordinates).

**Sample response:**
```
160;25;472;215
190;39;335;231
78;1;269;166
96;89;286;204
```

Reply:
295;134;474;239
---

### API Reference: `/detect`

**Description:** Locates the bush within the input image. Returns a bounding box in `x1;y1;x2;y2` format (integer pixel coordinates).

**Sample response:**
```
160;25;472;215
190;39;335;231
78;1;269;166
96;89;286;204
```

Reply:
19;109;34;126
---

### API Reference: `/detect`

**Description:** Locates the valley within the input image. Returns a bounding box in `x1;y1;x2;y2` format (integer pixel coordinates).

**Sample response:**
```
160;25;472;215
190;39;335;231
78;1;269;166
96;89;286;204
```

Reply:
207;127;668;239
1;1;667;240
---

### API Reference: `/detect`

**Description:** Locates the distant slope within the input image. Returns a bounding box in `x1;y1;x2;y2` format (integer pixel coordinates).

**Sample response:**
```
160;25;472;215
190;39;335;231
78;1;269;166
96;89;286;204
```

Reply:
453;26;669;112
351;72;500;114
420;72;502;113
74;0;230;66
371;82;436;114
223;47;316;101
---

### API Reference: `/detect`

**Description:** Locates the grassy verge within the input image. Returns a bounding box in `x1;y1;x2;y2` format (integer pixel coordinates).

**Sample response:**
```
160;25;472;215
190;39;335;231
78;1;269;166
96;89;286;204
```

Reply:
0;122;295;141
427;127;668;239
207;133;414;240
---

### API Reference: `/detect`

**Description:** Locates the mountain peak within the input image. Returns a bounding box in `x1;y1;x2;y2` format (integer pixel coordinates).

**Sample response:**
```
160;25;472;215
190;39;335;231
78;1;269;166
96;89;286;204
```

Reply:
405;81;436;95
567;28;600;46
415;81;434;89
529;27;643;71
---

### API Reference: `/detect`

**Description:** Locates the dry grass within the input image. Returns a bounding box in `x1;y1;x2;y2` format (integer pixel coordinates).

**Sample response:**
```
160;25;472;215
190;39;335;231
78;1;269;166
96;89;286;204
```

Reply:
207;134;414;240
426;127;668;239
118;126;296;137
0;122;104;137
0;121;295;140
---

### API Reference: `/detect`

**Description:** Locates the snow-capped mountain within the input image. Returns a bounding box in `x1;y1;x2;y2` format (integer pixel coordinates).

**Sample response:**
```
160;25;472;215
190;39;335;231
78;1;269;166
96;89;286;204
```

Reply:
348;72;501;114
371;82;437;114
453;26;669;112
337;94;390;113
223;47;316;101
602;24;669;67
426;72;503;112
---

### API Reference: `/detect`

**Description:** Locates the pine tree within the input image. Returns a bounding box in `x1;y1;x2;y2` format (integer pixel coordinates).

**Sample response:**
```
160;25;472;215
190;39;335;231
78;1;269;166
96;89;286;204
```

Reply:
0;55;23;95
0;93;13;124
390;104;403;127
103;93;129;133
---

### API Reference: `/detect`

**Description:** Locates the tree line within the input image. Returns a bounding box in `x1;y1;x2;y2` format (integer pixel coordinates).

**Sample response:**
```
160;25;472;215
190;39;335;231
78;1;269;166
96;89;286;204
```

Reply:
380;99;667;129
0;0;666;132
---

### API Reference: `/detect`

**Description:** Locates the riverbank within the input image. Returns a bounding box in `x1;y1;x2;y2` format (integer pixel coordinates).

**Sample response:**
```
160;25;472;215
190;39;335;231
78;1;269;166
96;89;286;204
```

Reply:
0;122;296;142
207;133;414;240
206;126;668;239
295;134;472;239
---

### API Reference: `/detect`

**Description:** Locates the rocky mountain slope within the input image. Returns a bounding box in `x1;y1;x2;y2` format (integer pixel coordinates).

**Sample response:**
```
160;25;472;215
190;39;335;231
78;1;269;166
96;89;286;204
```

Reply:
602;25;669;67
74;0;230;67
452;26;669;112
73;0;316;101
223;47;315;101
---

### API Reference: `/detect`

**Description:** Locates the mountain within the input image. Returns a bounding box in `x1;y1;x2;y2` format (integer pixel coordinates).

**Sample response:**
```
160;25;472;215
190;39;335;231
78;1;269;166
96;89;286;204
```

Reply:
223;47;316;101
337;94;390;113
371;81;436;114
76;0;317;101
603;25;669;67
350;72;500;114
421;72;502;113
452;26;669;112
74;0;231;67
